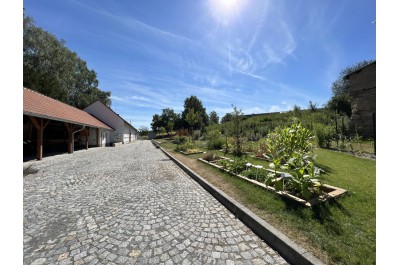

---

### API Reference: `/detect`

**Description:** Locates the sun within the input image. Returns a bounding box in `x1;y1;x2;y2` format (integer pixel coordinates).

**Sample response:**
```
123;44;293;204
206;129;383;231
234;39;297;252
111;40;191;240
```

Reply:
214;0;240;12
208;0;246;25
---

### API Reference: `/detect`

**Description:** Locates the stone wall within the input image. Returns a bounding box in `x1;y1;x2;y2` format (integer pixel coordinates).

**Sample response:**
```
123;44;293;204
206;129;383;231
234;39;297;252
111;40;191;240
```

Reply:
348;62;376;138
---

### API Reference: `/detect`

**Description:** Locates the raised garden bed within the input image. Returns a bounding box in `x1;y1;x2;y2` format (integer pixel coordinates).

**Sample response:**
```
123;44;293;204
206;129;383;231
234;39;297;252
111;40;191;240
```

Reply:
198;157;347;207
250;153;271;162
176;150;205;155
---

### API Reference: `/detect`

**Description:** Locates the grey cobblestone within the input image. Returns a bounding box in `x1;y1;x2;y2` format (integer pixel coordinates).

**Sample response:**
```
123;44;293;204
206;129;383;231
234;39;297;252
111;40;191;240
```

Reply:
24;141;288;264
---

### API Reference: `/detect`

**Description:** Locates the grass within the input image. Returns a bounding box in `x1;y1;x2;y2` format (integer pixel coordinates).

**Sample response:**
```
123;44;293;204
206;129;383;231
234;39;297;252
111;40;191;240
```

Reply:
160;141;376;265
328;139;375;154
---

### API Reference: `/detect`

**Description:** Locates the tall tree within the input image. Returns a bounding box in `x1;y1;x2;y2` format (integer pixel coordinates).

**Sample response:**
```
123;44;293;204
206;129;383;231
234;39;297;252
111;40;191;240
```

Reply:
151;114;163;133
308;101;318;112
221;113;233;123
181;96;208;129
23;13;111;108
230;105;244;155
326;60;374;116
160;108;178;136
185;108;199;142
209;111;219;125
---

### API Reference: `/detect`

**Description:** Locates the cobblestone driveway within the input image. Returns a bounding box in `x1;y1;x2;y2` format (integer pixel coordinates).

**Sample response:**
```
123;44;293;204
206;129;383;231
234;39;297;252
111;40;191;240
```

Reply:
24;140;288;265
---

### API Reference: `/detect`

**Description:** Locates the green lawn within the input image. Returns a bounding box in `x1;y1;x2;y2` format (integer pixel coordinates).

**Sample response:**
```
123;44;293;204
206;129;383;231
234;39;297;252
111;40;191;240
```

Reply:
159;140;376;265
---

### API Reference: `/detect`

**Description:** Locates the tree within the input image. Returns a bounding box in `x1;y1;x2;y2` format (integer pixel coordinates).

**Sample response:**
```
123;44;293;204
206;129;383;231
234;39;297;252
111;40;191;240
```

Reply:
160;108;178;136
138;126;150;137
151;114;163;133
23;13;111;108
327;60;374;116
221;113;233;123
326;93;352;117
308;101;318;112
181;96;208;129
292;105;302;117
230;105;244;155
185;108;199;142
209;111;219;125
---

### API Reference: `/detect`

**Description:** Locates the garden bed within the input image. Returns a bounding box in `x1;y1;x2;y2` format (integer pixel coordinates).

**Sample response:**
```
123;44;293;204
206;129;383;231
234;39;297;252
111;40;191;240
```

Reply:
250;154;271;162
198;157;347;207
176;150;205;155
152;140;162;145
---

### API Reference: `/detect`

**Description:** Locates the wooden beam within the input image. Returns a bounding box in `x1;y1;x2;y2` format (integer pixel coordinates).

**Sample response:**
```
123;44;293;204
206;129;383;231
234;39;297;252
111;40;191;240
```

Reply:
64;123;74;154
28;116;45;160
29;116;40;130
43;119;50;129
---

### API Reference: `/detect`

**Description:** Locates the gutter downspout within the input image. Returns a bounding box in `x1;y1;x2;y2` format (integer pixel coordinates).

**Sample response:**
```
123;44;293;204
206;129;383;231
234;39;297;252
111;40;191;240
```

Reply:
72;125;86;152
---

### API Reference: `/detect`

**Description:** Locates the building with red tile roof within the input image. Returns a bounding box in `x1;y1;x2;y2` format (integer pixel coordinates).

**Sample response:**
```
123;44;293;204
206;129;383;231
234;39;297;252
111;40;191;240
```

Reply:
84;100;138;145
23;87;113;160
23;87;113;130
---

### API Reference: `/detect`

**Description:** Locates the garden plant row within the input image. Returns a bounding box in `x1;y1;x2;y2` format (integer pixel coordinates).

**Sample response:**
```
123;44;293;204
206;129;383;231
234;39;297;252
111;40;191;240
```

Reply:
198;153;347;207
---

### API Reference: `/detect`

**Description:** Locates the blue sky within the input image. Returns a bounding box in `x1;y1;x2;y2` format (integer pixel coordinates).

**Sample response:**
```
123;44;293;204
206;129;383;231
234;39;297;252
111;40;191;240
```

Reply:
23;0;376;129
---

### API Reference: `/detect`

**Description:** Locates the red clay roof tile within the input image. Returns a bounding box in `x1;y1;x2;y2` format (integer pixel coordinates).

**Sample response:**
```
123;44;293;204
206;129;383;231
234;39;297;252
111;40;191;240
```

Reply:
23;87;113;130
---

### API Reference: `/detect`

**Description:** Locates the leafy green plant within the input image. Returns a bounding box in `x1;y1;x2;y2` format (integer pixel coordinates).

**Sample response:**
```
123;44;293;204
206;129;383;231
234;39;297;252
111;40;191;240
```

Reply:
262;120;314;166
206;129;224;150
241;166;268;182
231;157;247;174
176;141;197;152
216;157;247;175
218;159;232;171
287;161;322;199
173;135;189;144
314;124;334;148
202;152;220;162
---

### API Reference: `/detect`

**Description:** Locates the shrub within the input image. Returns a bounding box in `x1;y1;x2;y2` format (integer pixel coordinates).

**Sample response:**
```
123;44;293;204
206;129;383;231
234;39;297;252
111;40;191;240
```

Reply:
314;124;334;148
176;141;196;152
206;129;224;150
241;167;268;182
231;157;247;174
262;121;314;165
203;152;219;162
193;130;201;141
173;135;189;144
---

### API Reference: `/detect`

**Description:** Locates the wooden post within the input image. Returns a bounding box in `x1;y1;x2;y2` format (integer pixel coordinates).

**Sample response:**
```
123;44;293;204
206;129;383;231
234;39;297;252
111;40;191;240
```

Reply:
64;123;74;154
85;128;89;150
29;116;50;160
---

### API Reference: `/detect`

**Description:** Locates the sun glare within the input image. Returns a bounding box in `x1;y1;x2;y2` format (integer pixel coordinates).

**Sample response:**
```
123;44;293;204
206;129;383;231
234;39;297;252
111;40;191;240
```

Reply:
209;0;246;25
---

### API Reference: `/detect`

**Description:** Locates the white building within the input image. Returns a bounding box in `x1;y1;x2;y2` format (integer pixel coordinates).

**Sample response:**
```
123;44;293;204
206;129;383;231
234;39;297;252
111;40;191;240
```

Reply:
84;100;138;146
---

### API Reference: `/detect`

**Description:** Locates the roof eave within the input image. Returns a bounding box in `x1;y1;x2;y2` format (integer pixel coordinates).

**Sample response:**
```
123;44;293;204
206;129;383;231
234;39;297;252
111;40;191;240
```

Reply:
23;111;114;130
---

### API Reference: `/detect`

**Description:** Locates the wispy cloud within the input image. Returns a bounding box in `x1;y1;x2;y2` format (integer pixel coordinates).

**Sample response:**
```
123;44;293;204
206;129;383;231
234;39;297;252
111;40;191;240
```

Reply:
70;0;195;44
246;1;270;53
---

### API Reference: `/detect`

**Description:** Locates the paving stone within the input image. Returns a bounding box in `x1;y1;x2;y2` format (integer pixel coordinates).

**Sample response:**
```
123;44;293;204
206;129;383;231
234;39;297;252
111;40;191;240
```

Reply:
23;141;288;264
30;258;46;265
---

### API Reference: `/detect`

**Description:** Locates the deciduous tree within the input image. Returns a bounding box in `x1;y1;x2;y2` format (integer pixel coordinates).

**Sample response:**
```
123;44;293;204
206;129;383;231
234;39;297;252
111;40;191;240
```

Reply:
209;111;219;125
23;12;111;108
181;96;208;129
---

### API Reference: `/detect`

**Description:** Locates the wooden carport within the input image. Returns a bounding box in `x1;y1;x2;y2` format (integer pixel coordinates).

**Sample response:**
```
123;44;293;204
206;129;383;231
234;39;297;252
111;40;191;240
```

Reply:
23;87;113;160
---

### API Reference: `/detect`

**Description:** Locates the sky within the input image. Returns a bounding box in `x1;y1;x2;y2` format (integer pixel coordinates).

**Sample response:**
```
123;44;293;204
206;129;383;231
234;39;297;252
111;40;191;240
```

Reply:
23;0;376;129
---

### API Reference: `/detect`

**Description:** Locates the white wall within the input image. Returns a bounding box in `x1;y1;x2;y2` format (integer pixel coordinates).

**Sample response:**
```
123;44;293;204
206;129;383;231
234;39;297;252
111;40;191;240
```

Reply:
88;127;97;146
85;101;137;144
